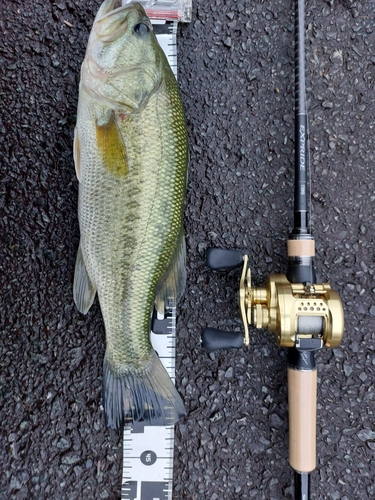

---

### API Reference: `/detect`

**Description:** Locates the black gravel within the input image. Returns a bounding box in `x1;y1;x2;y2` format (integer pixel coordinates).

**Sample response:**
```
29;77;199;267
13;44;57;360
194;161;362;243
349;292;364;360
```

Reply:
1;0;375;499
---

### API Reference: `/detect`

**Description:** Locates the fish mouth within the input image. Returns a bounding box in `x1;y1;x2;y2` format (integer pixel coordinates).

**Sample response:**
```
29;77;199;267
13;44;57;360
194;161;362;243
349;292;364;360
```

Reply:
109;0;127;12
94;1;151;42
103;0;139;16
104;0;138;14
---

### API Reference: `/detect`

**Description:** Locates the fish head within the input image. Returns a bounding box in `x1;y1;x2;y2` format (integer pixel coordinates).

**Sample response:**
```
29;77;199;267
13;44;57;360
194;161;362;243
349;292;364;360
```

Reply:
82;1;166;111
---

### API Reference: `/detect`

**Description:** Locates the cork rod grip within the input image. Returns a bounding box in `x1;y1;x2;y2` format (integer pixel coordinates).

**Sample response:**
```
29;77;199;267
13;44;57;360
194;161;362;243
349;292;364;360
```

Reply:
288;367;317;473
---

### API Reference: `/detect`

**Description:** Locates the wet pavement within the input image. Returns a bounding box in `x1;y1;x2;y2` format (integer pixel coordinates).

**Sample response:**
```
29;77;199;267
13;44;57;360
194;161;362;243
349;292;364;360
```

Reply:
1;0;375;499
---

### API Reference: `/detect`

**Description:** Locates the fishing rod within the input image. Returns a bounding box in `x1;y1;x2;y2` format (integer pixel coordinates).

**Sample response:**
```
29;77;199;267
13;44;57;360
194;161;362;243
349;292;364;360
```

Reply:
201;0;344;498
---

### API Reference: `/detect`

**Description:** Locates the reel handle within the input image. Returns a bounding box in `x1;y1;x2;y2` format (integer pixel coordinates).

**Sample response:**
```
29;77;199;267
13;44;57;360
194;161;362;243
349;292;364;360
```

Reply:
206;248;243;270
202;248;248;351
201;327;243;351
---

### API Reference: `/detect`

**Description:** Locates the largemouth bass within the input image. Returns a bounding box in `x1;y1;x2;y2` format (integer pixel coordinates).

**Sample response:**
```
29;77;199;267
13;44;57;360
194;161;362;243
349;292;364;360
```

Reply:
73;0;188;432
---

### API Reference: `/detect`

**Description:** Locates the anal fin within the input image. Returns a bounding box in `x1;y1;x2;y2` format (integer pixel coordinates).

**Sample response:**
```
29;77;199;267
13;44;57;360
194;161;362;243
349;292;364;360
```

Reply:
73;243;97;314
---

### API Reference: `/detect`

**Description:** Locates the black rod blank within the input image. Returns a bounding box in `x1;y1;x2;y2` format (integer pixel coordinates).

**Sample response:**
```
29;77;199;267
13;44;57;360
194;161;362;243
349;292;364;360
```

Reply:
293;0;309;235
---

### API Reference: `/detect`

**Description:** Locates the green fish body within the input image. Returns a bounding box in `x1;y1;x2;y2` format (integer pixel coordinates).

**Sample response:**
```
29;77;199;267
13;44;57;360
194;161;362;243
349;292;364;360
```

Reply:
73;0;188;431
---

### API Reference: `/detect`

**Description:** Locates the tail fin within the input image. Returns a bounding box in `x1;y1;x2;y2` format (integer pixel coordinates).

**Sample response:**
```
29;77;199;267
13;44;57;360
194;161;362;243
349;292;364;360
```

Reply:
103;349;186;432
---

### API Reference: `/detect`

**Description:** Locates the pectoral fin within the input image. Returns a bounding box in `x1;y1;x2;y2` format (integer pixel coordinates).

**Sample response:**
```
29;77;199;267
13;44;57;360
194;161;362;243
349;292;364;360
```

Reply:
155;229;186;315
96;111;128;177
73;243;97;314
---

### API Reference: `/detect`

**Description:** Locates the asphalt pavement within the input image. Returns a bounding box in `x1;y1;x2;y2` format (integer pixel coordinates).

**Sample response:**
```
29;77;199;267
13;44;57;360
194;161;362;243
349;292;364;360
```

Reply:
1;0;375;499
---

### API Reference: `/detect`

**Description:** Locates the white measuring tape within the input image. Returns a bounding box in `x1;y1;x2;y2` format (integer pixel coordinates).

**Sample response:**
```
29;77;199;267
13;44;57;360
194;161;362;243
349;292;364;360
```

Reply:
153;21;178;78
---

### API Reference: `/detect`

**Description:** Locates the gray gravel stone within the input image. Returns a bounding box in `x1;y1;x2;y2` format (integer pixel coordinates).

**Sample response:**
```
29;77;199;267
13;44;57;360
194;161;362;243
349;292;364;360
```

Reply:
357;429;375;442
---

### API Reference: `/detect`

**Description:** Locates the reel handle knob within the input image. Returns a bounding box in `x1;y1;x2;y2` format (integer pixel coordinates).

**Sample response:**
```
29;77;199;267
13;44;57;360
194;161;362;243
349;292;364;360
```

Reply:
201;327;243;351
206;248;243;270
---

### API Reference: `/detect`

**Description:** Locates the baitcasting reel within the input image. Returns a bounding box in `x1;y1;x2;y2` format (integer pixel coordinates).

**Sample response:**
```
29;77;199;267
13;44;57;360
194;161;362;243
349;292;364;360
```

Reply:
202;249;344;352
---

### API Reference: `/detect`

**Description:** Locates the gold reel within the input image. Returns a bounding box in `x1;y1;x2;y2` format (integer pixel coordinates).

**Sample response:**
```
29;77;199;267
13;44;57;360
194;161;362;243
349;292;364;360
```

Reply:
239;255;344;348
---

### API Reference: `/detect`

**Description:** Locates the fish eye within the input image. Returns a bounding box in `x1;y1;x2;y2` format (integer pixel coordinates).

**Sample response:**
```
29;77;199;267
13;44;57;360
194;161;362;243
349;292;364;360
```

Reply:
134;23;150;37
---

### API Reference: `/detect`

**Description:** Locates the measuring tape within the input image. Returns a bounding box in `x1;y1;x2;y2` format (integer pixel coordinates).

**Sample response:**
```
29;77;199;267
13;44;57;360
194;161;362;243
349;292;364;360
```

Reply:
153;21;178;77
